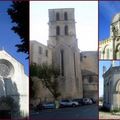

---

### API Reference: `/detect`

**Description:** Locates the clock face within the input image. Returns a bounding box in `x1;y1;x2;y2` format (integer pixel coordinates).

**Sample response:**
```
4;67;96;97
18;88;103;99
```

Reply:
0;63;10;77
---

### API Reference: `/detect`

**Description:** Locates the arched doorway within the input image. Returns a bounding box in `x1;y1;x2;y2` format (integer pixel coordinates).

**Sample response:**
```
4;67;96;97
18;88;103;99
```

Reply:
114;79;120;109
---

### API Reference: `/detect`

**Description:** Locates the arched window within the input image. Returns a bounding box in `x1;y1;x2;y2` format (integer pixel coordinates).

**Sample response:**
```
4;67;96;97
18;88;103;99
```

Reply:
56;12;60;21
64;12;68;20
119;48;120;58
107;48;109;59
60;50;64;76
65;25;68;35
99;51;101;59
56;26;60;35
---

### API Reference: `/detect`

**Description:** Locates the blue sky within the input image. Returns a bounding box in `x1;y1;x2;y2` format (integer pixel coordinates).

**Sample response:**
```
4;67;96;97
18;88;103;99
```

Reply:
99;61;120;97
99;1;120;41
0;1;28;75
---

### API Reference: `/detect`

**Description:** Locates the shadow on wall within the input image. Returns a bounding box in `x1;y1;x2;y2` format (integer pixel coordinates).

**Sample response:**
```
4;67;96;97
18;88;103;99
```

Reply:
0;78;20;119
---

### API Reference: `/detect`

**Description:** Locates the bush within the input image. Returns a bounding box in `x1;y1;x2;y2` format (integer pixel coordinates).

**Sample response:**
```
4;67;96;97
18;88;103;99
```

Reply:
0;96;20;117
111;108;120;113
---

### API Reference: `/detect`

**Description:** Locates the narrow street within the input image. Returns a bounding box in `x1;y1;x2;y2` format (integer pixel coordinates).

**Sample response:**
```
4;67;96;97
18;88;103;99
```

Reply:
30;104;98;119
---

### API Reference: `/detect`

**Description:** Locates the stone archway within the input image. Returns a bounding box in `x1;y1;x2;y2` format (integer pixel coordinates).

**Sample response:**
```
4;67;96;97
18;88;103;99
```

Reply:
103;45;109;59
115;43;120;59
115;79;120;93
113;79;120;109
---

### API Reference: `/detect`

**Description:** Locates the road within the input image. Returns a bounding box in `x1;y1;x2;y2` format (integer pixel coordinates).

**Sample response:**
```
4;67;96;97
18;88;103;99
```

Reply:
30;104;98;119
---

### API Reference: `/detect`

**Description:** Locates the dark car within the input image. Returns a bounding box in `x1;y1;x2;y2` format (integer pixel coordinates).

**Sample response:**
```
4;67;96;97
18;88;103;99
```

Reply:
35;103;44;111
35;102;55;110
42;102;55;109
82;98;93;105
90;98;96;104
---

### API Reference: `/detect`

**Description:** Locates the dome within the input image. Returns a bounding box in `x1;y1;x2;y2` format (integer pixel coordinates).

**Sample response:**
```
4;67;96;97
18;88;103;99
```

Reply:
112;13;120;23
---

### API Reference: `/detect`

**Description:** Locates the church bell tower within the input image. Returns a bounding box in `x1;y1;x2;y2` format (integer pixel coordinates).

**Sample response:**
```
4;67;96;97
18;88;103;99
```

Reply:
48;8;83;98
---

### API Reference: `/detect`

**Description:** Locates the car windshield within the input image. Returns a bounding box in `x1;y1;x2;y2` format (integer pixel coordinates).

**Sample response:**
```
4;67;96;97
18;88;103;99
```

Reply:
44;102;53;104
61;100;69;102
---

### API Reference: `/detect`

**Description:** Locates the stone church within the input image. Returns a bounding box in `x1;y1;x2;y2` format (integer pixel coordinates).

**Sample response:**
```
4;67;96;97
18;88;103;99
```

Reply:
103;61;120;110
30;8;98;105
0;50;29;118
99;13;120;59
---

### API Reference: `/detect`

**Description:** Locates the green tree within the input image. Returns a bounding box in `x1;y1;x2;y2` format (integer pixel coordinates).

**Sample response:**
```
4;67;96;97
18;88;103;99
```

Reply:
30;63;61;100
7;1;29;56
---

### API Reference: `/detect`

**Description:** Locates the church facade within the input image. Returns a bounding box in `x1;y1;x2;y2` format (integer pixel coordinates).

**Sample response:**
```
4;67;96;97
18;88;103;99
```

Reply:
103;62;120;111
30;8;98;105
0;50;29;118
99;13;120;59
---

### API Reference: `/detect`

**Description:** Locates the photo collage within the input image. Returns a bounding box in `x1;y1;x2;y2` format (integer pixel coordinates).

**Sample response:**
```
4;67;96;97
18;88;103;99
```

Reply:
0;1;120;120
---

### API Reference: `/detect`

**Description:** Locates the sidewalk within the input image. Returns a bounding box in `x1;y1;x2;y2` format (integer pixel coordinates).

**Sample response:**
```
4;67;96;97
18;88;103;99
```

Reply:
99;111;120;119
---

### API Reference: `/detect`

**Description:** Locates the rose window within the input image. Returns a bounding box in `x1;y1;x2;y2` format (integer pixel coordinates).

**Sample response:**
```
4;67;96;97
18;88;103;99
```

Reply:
0;59;14;78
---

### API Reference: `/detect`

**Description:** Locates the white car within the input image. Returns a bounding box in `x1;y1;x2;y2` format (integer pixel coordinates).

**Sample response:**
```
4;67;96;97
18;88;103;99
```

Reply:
60;99;79;107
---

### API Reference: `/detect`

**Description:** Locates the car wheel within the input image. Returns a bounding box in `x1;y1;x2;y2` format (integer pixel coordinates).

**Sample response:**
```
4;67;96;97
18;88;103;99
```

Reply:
72;104;76;107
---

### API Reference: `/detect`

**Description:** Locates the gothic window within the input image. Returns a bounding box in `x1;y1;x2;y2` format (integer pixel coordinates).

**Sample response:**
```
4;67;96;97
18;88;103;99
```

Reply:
73;53;76;79
56;26;60;35
39;46;42;54
56;12;60;21
45;50;48;57
65;25;68;35
64;12;68;20
60;50;64;76
88;76;93;83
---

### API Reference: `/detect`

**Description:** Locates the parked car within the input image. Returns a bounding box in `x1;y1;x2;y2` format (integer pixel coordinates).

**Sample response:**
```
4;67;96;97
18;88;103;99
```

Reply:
72;98;83;105
60;99;79;108
42;102;55;109
35;103;44;111
82;98;93;105
90;98;96;104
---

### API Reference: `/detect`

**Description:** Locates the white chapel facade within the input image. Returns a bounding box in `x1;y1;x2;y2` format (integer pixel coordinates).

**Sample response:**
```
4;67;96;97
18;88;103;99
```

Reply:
103;62;120;110
0;50;29;117
99;13;120;60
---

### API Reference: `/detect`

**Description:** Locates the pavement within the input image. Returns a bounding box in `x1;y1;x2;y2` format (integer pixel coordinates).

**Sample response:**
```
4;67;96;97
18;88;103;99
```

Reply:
30;104;98;120
99;111;120;119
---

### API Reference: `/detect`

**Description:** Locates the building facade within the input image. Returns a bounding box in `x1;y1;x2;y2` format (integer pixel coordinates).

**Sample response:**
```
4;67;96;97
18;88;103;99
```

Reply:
0;50;29;117
99;13;120;59
103;63;120;110
80;51;98;100
30;8;98;104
